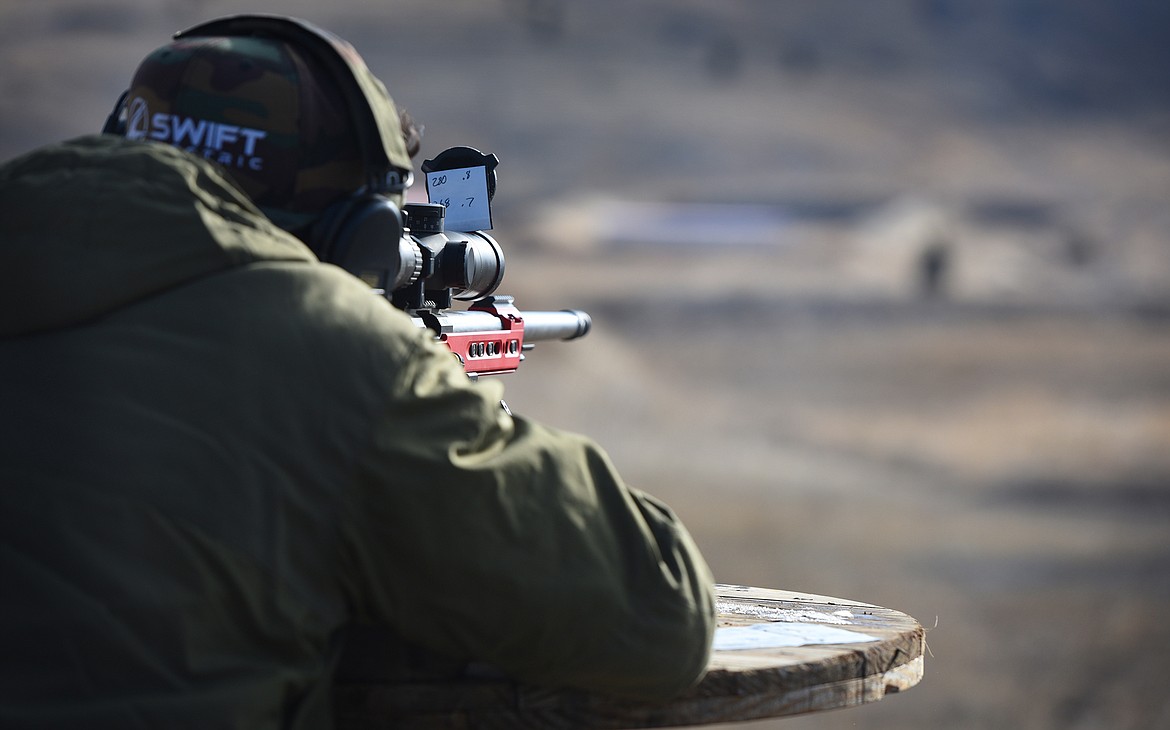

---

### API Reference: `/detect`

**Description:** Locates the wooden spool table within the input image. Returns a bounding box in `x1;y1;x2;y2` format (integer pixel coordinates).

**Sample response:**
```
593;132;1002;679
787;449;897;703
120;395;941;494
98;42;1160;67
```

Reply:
334;584;925;728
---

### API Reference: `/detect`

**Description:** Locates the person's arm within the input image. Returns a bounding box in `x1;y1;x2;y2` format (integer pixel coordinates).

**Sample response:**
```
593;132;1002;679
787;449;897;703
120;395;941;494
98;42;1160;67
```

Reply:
338;316;715;700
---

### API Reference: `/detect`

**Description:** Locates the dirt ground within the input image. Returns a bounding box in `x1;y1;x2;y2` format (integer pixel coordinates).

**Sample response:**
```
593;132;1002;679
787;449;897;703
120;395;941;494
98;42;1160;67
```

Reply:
3;1;1169;728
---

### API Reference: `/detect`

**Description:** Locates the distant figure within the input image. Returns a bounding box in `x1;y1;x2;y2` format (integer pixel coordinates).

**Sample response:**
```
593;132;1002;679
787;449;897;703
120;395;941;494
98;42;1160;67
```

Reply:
918;239;952;298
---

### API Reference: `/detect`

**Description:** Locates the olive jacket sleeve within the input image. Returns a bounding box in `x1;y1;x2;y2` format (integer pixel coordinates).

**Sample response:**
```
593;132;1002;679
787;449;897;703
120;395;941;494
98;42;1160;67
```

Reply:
332;298;716;700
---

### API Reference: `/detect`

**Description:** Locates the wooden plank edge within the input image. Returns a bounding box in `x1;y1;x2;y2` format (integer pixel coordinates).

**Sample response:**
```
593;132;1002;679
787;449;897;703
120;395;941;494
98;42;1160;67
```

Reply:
337;654;925;730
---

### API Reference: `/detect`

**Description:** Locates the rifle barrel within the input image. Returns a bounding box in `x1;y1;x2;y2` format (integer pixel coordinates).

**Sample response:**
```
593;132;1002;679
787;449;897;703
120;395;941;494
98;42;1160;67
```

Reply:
415;309;591;342
521;310;592;342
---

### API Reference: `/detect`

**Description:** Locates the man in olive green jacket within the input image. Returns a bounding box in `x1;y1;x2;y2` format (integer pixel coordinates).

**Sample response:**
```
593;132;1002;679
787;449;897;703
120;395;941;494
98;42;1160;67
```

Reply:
0;16;714;730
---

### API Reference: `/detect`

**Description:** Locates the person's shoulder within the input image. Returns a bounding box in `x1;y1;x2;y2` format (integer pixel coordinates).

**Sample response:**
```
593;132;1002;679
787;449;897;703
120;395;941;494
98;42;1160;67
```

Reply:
268;262;482;405
255;260;435;362
3;135;219;189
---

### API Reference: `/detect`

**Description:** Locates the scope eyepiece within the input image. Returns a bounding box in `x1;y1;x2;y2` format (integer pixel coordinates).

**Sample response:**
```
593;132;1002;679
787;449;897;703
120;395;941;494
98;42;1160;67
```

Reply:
322;197;423;292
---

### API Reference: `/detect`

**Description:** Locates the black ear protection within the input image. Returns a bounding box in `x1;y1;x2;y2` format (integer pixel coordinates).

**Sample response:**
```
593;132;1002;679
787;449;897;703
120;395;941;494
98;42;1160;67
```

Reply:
101;91;130;136
105;14;415;285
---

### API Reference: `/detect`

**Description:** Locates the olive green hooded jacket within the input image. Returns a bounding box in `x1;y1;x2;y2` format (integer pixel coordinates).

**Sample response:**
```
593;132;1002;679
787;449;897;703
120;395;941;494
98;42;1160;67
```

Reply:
0;136;715;729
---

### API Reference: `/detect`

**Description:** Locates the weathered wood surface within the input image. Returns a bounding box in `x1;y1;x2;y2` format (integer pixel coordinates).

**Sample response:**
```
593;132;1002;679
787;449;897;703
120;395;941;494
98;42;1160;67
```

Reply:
334;584;925;729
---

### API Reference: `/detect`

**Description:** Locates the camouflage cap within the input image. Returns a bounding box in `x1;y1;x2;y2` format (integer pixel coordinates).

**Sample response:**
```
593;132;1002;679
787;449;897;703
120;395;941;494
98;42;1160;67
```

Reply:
121;25;411;228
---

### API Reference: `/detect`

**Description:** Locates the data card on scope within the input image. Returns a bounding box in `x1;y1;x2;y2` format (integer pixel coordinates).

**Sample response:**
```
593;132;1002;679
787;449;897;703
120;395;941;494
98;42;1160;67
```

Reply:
426;165;492;232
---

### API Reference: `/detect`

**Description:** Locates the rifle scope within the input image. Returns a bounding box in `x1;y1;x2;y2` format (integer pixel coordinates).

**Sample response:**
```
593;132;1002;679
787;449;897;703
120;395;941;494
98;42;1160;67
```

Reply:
395;202;505;309
332;199;505;310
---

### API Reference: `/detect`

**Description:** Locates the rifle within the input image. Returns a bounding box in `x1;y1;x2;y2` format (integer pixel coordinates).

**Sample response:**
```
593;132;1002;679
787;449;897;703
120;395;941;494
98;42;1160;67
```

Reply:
335;146;591;377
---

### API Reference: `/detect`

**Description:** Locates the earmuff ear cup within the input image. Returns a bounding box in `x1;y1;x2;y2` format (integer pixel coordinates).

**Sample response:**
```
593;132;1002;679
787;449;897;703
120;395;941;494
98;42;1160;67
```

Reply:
307;195;360;263
310;195;420;291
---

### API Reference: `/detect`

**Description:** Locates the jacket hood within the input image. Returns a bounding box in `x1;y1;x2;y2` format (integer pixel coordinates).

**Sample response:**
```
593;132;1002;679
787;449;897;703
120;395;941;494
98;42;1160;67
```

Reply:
0;134;317;336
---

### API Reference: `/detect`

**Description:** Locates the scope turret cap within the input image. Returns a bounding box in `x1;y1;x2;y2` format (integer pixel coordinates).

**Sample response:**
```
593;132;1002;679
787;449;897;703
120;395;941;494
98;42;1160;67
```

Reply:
120;20;412;230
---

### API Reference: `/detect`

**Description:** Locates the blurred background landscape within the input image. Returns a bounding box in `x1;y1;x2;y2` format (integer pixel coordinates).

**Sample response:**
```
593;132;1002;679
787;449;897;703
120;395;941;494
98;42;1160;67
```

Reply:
3;1;1168;727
